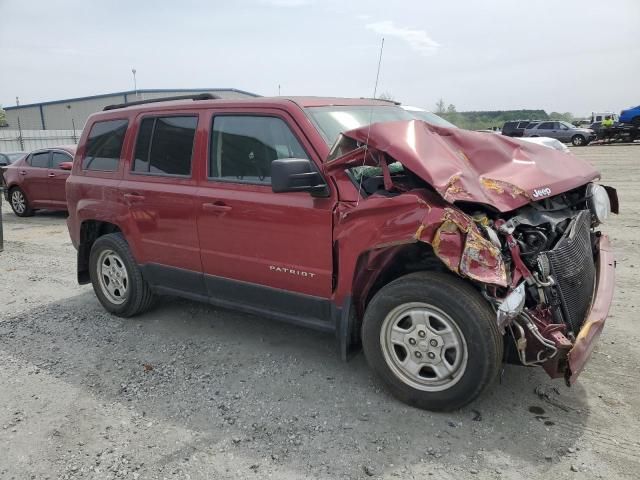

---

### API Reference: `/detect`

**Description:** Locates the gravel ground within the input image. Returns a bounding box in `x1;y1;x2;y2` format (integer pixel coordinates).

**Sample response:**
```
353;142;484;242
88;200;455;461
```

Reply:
1;144;639;479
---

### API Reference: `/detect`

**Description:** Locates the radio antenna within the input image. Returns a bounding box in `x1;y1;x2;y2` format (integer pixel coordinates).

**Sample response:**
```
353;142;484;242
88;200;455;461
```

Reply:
356;37;385;205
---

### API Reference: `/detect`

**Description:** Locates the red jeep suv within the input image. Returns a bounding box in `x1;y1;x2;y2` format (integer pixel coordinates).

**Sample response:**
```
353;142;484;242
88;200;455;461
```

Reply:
66;94;617;410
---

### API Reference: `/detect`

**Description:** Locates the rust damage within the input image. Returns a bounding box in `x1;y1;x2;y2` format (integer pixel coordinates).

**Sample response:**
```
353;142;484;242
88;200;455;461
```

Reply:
442;175;472;201
480;178;530;200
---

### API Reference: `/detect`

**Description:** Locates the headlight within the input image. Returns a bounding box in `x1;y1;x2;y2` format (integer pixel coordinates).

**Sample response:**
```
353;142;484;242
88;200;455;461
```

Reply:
586;183;611;225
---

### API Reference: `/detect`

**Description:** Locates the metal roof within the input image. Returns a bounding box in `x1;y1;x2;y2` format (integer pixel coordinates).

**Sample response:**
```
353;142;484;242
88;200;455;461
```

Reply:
5;88;259;110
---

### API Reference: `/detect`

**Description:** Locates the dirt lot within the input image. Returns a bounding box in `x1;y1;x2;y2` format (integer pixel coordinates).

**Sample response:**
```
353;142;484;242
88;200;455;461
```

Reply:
1;144;639;480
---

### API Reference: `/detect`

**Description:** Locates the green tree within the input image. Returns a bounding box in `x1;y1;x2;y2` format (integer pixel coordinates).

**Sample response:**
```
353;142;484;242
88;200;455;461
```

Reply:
447;104;457;114
549;111;574;123
435;98;446;114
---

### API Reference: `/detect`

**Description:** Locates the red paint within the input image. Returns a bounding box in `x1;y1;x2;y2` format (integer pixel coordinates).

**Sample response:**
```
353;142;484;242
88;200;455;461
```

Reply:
64;97;615;384
2;145;76;211
331;120;601;212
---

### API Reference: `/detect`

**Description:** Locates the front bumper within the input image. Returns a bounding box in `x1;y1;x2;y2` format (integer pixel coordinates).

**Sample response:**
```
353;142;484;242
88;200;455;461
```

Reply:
567;234;615;382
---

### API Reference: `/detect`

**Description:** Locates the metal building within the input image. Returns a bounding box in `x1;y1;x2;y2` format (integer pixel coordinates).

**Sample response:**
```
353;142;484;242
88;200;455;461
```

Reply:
4;88;259;131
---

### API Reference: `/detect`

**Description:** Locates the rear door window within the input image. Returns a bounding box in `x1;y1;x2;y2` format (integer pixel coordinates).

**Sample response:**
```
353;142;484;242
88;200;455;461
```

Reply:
52;152;72;169
537;122;554;130
83;119;128;171
209;115;308;184
29;152;50;168
133;116;197;176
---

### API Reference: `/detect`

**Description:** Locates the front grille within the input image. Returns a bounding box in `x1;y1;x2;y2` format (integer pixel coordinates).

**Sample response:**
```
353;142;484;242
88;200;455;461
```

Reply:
543;211;596;332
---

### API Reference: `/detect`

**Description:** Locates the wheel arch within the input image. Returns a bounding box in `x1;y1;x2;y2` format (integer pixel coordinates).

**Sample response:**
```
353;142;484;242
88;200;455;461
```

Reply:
351;243;447;324
77;220;123;284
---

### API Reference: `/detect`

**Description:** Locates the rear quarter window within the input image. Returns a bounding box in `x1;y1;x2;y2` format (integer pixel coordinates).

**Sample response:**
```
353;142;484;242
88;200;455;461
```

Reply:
82;119;128;171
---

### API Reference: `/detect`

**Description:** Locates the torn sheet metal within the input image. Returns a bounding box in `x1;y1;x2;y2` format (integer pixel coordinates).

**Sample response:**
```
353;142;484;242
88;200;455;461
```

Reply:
421;207;508;287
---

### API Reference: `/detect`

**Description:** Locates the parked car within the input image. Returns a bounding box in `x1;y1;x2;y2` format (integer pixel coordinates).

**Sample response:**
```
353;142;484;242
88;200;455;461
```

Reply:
66;95;617;411
0;152;26;192
523;121;595;146
0;151;26;166
619;105;640;126
501;120;537;137
2;146;75;216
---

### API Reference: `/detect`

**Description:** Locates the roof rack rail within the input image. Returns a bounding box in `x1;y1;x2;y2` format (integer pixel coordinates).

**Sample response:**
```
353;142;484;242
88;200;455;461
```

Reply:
103;93;219;111
359;97;402;106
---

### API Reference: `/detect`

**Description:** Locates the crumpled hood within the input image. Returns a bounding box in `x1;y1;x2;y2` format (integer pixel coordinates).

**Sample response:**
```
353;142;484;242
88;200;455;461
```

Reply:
330;120;600;212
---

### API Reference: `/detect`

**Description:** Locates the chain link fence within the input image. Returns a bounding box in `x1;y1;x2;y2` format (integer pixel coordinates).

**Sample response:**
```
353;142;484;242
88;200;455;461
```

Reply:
0;118;79;153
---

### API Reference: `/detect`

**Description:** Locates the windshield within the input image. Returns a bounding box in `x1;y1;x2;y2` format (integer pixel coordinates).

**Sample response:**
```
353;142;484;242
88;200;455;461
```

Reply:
305;105;414;146
560;121;575;129
406;110;458;128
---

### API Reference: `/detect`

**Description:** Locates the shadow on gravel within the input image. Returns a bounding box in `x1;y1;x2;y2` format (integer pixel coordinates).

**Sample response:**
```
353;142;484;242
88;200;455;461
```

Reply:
0;292;591;477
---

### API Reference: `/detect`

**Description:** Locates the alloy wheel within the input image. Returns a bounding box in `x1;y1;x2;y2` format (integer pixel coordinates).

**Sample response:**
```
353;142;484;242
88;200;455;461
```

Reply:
11;190;26;214
97;249;129;305
380;302;468;392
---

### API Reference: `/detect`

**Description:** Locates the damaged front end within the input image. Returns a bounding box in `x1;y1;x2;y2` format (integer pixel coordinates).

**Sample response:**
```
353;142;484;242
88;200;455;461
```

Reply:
482;188;618;383
416;185;617;384
327;120;618;384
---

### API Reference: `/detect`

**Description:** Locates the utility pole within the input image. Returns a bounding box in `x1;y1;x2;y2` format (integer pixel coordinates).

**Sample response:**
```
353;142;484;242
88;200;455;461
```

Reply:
132;68;138;99
15;96;19;106
278;84;281;96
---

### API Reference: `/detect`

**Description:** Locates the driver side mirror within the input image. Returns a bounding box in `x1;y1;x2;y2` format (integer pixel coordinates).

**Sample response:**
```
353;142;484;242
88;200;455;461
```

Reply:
271;158;329;197
59;161;73;171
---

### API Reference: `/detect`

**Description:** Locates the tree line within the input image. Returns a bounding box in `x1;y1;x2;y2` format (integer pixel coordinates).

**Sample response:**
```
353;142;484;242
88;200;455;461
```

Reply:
435;98;573;130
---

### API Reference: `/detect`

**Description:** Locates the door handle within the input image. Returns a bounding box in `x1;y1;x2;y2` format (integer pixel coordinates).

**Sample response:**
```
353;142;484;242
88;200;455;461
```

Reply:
19;170;27;175
202;202;232;213
124;193;145;204
48;173;56;178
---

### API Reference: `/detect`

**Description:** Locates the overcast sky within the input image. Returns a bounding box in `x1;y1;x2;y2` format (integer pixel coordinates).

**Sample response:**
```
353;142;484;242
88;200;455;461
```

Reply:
1;0;639;116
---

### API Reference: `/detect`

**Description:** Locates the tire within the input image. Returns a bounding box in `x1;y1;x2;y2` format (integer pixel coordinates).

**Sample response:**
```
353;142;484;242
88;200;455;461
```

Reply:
571;135;586;146
8;187;34;217
89;232;154;317
361;271;502;411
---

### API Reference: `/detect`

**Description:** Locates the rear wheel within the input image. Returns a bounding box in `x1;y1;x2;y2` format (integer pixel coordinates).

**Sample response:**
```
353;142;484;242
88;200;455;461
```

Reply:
572;134;586;146
9;187;34;217
89;233;154;317
362;271;503;411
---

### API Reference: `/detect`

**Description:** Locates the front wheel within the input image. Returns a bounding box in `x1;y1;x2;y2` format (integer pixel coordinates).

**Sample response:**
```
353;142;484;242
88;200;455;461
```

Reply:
9;187;34;217
572;134;586;146
89;233;154;317
361;271;503;411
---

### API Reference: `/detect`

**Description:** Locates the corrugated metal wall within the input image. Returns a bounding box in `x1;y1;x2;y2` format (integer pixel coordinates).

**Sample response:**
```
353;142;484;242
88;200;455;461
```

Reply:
4;106;43;130
4;89;256;131
41;94;127;131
